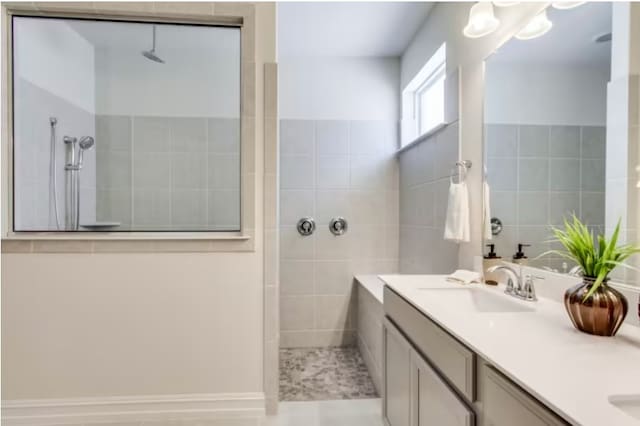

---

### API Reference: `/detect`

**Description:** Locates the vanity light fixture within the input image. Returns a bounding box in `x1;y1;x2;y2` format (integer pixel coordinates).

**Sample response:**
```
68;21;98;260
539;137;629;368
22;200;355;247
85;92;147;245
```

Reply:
493;1;519;6
463;2;500;38
551;1;585;10
515;10;552;40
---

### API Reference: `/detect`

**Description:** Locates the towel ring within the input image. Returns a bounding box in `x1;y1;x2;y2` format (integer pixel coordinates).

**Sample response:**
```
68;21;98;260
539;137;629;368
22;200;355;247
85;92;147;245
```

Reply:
450;160;472;184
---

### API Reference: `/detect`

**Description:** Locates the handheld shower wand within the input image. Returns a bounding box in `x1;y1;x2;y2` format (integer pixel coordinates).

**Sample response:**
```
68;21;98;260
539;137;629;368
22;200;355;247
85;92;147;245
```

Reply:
77;136;95;170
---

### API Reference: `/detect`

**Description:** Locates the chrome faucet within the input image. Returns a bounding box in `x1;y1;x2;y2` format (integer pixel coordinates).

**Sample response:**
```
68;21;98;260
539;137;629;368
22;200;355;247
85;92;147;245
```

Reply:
487;265;543;302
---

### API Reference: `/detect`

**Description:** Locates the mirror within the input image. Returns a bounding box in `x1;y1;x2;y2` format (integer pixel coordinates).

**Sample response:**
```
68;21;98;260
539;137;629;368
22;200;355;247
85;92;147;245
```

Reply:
483;4;616;276
12;17;241;232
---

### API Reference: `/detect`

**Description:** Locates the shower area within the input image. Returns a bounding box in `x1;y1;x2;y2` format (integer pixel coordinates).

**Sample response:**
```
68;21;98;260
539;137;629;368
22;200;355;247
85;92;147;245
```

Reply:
12;16;241;232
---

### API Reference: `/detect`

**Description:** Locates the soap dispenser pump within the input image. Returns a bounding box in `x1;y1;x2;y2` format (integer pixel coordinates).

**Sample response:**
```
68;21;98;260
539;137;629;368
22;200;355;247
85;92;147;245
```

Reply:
512;243;531;265
483;244;502;285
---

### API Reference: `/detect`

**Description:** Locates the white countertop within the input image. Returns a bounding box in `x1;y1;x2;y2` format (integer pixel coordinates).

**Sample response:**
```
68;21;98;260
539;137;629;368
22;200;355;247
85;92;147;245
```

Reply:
378;274;640;426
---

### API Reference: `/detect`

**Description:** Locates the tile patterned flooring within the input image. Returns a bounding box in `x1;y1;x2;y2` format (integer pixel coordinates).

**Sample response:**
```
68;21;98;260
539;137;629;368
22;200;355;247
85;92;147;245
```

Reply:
264;399;384;426
279;347;379;402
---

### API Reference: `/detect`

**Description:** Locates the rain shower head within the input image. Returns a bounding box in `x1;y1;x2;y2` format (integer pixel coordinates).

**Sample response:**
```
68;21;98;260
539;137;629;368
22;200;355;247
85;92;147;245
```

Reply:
142;25;165;64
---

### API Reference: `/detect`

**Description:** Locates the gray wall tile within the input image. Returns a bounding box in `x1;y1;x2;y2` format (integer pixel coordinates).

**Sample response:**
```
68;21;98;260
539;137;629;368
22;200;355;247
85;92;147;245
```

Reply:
518;158;548;191
549;192;580;225
549;159;580;191
581;158;606;191
280;119;315;155
171;189;207;227
549;125;580;157
316;120;349;155
170;117;207;152
490;191;517;227
208;189;240;229
519;125;548;157
96;115;131;151
281;155;315;189
581;126;606;159
133;153;171;189
487;158;517;191
518;192;549;225
486;124;518;158
208;118;240;154
317;155;350;189
581;192;605;226
172;153;207;189
133;117;171;152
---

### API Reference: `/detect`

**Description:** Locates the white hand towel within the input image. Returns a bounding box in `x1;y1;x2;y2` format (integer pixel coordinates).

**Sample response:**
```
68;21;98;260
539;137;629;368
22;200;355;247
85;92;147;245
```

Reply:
444;182;470;243
447;269;482;285
483;181;492;240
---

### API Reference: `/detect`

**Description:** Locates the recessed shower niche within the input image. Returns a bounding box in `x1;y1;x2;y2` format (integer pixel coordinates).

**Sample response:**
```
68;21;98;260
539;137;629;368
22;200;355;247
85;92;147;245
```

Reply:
11;16;241;232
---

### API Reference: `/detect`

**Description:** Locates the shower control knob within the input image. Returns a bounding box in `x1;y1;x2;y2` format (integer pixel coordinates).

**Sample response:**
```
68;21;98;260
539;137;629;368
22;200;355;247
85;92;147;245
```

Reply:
329;217;348;236
297;217;316;236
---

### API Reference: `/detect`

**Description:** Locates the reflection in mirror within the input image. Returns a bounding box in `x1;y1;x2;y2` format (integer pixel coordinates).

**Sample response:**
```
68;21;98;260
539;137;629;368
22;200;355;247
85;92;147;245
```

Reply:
484;4;618;277
12;17;241;232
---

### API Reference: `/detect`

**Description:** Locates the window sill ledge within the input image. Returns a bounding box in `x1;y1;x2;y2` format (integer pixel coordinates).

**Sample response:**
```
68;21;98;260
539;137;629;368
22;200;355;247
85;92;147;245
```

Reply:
396;121;449;155
1;232;255;253
3;232;250;241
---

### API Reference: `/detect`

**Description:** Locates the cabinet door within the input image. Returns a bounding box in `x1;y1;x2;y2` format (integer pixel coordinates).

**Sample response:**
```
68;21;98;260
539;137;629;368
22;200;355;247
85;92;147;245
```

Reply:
383;318;412;426
412;352;474;426
479;363;568;426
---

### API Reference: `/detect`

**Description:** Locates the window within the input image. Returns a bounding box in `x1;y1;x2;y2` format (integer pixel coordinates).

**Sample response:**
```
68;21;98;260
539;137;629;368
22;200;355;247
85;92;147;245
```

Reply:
401;43;446;147
11;16;241;232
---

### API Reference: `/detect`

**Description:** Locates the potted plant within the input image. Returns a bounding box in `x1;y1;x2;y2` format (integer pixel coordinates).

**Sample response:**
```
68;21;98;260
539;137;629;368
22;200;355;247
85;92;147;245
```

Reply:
547;216;640;337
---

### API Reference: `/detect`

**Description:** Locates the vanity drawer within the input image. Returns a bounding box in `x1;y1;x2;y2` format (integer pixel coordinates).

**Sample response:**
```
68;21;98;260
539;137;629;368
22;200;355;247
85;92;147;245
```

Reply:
384;285;475;402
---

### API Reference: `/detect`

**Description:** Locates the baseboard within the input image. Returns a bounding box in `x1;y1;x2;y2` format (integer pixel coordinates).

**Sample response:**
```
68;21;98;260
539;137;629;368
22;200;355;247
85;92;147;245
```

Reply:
2;392;265;425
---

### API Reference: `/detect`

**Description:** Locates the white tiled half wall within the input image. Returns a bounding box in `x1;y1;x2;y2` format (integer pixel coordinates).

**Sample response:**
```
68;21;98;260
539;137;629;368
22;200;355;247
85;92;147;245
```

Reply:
279;119;399;348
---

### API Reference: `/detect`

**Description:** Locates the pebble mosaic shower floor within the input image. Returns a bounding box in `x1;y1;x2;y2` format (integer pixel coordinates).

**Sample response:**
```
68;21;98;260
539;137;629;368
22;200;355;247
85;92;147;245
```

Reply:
279;347;379;401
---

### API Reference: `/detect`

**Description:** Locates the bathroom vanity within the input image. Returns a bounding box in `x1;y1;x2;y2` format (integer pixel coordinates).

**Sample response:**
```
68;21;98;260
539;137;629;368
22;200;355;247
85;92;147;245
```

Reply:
380;275;640;426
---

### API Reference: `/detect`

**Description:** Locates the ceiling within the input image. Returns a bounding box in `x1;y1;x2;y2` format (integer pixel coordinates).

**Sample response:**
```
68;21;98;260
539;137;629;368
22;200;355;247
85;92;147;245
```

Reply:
493;2;612;65
278;2;433;58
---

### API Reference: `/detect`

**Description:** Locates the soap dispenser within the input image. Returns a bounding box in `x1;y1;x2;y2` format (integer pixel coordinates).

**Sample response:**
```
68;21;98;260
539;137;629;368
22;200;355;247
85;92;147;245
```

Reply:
512;243;531;266
483;244;502;285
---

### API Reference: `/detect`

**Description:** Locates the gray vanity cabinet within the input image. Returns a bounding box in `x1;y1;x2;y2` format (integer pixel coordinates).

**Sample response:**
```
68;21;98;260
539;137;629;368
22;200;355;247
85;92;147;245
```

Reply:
383;286;569;426
382;318;473;426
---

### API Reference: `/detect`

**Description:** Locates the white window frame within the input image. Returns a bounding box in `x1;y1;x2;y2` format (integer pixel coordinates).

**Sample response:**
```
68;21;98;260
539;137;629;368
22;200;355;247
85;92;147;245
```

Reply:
401;43;447;148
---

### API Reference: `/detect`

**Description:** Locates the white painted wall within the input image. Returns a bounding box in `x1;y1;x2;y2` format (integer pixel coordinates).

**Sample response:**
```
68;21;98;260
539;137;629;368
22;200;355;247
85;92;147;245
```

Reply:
485;62;609;126
13;17;95;113
94;42;240;117
279;57;400;120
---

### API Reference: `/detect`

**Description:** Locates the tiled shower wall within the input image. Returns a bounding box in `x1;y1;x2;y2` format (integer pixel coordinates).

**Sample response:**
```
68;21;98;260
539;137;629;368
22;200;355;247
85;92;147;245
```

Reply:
398;122;460;273
95;115;240;231
486;123;606;269
279;119;399;348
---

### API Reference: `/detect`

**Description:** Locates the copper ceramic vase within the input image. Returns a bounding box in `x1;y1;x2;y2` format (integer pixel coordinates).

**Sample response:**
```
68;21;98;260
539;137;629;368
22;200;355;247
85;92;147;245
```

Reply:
564;278;628;337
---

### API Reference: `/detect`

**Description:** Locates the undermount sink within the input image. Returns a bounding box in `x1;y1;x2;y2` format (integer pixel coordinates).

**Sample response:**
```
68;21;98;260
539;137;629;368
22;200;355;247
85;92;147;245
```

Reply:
418;287;535;313
609;395;640;421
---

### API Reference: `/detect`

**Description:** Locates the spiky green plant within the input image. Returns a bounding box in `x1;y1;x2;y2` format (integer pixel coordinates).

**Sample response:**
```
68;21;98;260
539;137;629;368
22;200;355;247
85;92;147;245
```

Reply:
544;215;640;300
